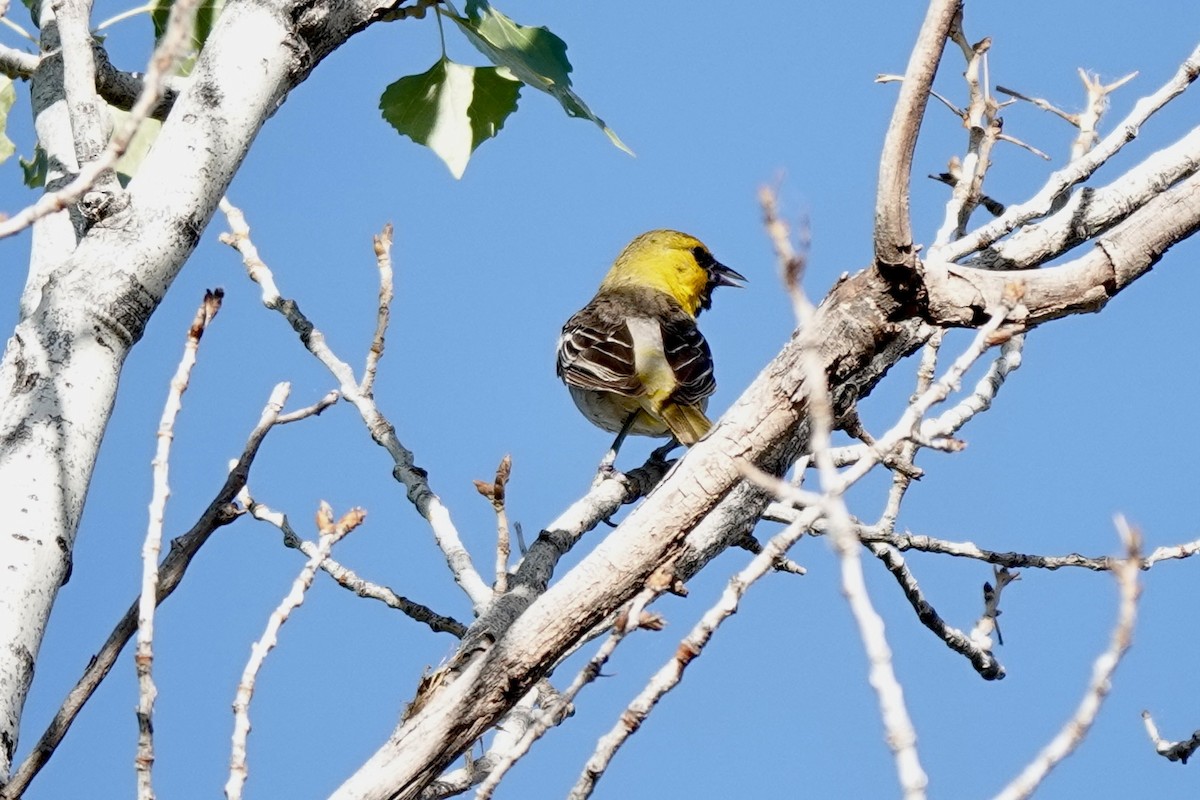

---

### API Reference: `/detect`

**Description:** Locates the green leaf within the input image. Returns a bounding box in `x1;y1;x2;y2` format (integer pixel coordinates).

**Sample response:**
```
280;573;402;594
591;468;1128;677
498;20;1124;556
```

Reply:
380;57;520;179
150;0;225;74
20;145;47;188
21;0;41;28
447;1;631;155
0;76;16;166
110;108;163;186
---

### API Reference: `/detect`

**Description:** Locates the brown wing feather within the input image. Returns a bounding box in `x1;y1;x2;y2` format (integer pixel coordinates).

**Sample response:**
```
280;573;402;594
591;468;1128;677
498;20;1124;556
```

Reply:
557;288;717;406
660;315;716;406
557;303;642;396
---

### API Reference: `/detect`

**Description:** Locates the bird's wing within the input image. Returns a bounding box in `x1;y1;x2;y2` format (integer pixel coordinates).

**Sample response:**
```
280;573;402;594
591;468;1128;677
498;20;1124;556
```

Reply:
557;305;643;396
660;314;716;406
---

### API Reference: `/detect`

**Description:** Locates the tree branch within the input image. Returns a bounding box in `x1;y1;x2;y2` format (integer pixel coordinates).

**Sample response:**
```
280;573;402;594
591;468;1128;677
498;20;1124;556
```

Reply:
219;199;494;613
874;0;962;270
924;169;1200;326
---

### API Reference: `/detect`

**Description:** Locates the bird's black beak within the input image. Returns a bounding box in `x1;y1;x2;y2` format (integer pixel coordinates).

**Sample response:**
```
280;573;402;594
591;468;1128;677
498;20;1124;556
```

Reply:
711;261;747;289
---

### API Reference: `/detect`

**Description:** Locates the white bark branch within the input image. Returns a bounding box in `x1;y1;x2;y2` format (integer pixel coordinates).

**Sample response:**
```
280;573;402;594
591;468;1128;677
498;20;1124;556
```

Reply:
0;0;402;771
874;0;962;269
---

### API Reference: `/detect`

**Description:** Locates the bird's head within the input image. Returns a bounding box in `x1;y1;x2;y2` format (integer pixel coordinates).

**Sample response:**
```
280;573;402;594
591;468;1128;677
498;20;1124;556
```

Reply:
601;229;745;317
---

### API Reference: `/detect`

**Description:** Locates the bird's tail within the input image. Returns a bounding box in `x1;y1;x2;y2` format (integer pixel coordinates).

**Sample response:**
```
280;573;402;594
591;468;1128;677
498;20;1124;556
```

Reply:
658;401;712;446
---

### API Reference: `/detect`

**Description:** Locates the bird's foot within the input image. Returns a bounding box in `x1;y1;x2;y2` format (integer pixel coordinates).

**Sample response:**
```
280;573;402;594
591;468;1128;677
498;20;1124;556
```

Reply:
650;439;682;463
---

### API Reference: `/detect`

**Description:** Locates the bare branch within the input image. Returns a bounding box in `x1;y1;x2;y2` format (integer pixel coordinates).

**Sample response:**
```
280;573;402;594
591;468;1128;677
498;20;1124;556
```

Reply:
361;223;395;396
869;542;1004;679
225;503;366;800
876;72;963;116
241;489;467;638
874;0;963;270
219;198;494;613
767;192;929;797
964;124;1200;270
968;566;1019;649
937;43;1200;263
0;42;37;79
834;296;1015;494
55;0;120;203
276;389;340;423
136;288;223;799
0;41;184;118
478;583;666;800
934;29;1002;246
995;133;1051;161
993;517;1142;800
994;84;1079;126
474;455;514;595
1073;69;1139;160
569;508;821;800
1142;711;1200;765
877;331;942;531
925;169;1200;327
731;532;807;575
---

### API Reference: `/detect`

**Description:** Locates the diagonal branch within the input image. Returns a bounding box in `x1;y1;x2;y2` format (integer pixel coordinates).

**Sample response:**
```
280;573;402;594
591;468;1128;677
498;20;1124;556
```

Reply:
925;168;1200;326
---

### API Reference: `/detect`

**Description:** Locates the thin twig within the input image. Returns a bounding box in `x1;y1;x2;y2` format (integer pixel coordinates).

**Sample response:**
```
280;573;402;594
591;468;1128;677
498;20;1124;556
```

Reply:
240;489;467;637
474;455;513;594
135;289;222;799
832;294;1016;495
968;566;1019;649
421;687;550;800
1073;69;1138;161
876;73;963;117
775;518;1200;574
817;329;1023;473
276;390;339;423
934;28;1003;246
996;133;1051;160
992;517;1142;800
0;15;36;44
878;331;942;531
938;43;1200;263
362;223;395;396
225;503;366;800
994;84;1079;126
1141;711;1200;764
219;198;493;612
869;542;1004;679
732;532;807;575
93;2;155;31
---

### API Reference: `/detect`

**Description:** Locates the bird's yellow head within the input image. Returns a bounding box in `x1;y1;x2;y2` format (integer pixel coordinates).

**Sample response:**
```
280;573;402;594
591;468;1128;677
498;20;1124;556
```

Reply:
599;229;745;317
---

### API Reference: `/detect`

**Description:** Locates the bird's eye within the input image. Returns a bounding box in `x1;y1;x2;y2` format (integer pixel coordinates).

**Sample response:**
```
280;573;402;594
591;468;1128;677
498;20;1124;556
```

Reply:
692;246;713;268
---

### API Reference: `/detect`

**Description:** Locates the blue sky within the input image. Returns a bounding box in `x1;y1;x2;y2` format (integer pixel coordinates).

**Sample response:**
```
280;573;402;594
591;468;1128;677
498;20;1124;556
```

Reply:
3;1;1200;798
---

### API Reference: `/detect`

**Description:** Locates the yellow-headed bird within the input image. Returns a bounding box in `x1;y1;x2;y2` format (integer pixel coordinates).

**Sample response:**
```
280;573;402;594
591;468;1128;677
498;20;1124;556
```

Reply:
556;230;744;465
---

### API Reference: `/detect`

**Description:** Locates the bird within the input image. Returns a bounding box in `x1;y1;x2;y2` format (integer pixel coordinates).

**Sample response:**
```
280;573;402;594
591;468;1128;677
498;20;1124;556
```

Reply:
556;229;745;469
